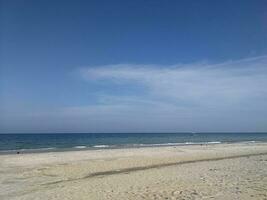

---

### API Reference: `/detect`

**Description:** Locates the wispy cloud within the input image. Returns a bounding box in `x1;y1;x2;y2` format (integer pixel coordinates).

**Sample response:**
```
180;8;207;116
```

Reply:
65;55;267;132
2;56;267;132
81;55;267;109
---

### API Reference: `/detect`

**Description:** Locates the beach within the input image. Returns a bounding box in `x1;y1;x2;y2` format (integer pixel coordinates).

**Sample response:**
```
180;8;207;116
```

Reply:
0;142;267;200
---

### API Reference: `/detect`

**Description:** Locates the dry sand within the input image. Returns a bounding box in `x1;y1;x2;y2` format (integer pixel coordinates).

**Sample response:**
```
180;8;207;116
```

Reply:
0;142;267;200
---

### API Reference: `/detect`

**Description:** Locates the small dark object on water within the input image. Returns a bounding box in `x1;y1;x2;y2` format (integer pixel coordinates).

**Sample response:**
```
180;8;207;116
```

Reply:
16;151;20;154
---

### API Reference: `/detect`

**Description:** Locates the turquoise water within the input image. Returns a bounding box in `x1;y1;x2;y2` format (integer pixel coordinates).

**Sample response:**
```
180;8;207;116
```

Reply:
0;133;267;153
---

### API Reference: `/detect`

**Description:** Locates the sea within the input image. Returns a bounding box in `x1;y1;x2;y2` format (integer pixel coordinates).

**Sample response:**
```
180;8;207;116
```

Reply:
0;132;267;154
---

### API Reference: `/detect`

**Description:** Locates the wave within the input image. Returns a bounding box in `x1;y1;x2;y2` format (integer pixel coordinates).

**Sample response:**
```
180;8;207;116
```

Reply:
185;142;196;145
239;140;257;144
132;143;183;147
131;141;223;147
93;145;110;148
134;142;190;147
73;146;87;149
0;147;56;154
206;141;221;144
20;147;56;151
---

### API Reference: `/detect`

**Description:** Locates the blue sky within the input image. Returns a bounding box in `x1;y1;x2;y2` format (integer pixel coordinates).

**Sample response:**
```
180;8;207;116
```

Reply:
1;0;267;133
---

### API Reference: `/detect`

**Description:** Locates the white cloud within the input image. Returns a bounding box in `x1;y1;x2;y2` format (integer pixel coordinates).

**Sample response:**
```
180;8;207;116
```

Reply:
81;55;267;111
2;56;267;132
58;55;267;132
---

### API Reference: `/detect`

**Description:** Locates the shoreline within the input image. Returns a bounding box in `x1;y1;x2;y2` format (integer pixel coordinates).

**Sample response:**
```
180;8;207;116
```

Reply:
1;141;267;170
0;140;263;155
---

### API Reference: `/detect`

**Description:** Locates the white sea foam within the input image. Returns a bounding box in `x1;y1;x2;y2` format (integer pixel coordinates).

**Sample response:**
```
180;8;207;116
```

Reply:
142;141;222;146
185;142;195;145
206;141;221;144
133;142;208;147
20;147;56;151
93;145;110;148
134;143;183;147
74;146;87;149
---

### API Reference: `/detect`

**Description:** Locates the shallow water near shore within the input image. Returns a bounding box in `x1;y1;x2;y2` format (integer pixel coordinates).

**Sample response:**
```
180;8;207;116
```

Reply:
1;132;267;153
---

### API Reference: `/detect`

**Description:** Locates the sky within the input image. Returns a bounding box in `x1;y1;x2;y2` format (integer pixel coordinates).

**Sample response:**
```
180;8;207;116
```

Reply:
1;0;267;133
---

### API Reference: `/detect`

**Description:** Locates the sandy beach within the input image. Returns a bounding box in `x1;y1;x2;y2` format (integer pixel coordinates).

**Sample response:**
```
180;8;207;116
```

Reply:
0;142;267;200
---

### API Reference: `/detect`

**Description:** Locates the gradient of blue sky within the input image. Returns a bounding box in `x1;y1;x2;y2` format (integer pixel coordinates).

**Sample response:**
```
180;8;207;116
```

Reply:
1;0;267;133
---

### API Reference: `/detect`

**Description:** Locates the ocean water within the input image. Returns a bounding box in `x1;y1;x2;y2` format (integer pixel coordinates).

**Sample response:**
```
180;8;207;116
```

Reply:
0;133;267;153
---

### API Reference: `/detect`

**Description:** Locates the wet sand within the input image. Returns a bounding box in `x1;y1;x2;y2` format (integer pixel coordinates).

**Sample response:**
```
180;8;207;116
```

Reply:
0;142;267;200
